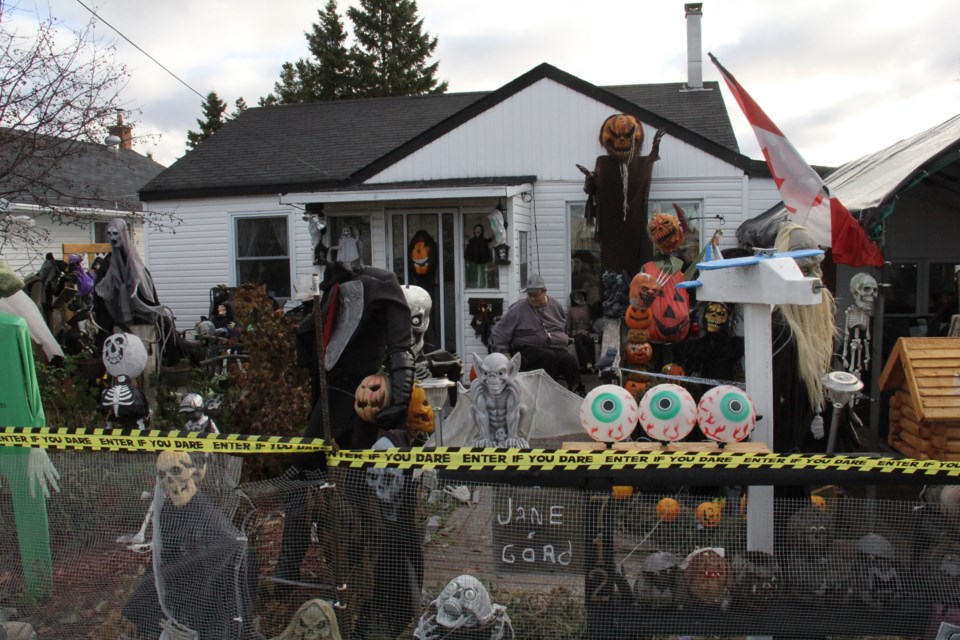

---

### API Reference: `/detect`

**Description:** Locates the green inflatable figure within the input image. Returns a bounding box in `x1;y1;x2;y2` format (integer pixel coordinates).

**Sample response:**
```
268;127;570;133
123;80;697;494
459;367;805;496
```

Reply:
0;310;61;599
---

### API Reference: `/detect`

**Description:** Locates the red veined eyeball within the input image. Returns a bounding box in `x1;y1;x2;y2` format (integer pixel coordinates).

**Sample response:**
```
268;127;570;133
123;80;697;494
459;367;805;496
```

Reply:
637;384;697;442
580;384;639;443
697;385;756;444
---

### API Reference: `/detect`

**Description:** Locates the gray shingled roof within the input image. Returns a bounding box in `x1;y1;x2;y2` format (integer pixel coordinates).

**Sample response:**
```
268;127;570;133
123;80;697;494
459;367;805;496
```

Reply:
141;63;745;202
0;127;165;212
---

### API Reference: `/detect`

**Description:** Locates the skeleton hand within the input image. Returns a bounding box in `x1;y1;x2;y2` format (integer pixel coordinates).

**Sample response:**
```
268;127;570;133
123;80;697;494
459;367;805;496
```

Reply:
27;448;60;499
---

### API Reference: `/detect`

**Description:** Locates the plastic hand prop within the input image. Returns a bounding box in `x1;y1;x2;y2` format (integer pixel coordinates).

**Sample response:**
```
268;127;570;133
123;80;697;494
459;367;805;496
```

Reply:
27;448;61;499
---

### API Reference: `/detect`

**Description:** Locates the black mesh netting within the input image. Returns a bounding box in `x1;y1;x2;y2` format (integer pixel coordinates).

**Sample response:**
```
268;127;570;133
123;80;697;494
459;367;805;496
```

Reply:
0;450;959;639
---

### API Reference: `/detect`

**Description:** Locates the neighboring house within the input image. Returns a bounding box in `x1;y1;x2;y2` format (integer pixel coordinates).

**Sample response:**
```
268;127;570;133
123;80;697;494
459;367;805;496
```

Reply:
141;60;783;360
0;119;165;277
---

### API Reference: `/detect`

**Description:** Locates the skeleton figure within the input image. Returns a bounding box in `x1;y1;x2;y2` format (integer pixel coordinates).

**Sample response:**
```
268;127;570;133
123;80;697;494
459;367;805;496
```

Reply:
469;352;527;448
100;375;150;429
402;285;463;392
634;551;680;609
179;393;219;433
272;598;342;640
842;272;878;376
414;575;513;640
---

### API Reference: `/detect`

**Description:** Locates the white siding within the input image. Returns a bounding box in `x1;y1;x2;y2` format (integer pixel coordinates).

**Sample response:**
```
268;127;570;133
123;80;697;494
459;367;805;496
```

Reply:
368;78;739;184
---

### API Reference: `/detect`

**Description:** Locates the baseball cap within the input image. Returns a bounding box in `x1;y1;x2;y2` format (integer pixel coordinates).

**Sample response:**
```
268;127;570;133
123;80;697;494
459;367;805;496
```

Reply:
525;275;546;293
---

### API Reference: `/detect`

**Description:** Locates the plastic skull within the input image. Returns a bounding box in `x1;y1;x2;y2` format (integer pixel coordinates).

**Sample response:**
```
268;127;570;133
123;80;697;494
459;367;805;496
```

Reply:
473;352;520;397
102;332;148;378
703;302;731;334
850;273;879;313
366;437;404;513
435;574;494;629
402;285;433;356
156;451;203;507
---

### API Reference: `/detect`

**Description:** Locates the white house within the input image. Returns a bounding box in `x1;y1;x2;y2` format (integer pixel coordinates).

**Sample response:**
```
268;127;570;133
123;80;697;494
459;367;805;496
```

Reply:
140;59;784;361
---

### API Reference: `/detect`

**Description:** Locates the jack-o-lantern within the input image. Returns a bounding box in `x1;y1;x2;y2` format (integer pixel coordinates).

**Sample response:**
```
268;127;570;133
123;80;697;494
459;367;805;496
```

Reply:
624;305;653;330
661;363;684;378
647;213;684;256
355;374;391;423
623;376;650;400
600;114;643;164
627;328;650;344
642;262;690;343
408;230;437;277
696;501;723;528
624;340;653;367
406;383;435;434
656;497;681;522
629;272;660;310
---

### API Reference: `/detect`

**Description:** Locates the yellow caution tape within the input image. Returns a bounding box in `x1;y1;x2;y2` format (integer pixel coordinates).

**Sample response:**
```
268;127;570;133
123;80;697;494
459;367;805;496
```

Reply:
3;427;960;476
0;427;328;454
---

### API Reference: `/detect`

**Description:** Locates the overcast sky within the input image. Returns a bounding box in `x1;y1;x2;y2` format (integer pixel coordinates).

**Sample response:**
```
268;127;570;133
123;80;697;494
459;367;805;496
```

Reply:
12;0;960;168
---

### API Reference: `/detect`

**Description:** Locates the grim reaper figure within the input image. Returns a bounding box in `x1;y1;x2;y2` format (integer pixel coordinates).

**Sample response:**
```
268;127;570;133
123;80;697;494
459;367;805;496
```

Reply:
93;218;165;330
470;352;527;448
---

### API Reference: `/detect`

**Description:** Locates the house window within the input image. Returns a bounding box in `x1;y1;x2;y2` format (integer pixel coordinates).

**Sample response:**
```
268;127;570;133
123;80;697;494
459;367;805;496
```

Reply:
568;202;601;309
235;216;290;298
92;221;109;243
328;215;372;266
648;200;703;264
462;212;499;289
885;262;919;315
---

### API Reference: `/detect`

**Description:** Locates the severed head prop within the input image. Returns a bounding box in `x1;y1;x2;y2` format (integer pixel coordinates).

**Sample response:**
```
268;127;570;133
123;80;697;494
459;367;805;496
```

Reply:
156;451;206;507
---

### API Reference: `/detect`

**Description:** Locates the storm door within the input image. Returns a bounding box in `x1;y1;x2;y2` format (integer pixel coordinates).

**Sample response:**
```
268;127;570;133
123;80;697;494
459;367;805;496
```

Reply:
388;211;457;354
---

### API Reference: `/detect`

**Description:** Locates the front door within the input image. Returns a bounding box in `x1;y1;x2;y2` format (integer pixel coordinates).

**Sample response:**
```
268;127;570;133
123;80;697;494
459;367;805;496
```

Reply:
388;211;458;354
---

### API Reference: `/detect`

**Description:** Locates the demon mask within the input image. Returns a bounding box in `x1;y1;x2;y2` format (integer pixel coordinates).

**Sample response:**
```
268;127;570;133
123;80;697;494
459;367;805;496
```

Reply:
648;213;684;256
600;114;643;164
703;302;730;334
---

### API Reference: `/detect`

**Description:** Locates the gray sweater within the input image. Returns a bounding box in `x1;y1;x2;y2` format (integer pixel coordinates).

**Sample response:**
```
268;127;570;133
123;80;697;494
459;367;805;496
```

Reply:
489;297;571;353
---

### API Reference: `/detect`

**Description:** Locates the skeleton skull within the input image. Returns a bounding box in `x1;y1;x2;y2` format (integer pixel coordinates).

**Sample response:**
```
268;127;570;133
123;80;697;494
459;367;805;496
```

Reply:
850;273;878;313
102;332;148;378
156;451;204;507
402;285;433;356
366;436;404;514
435;574;494;629
473;352;519;397
703;302;731;334
106;219;125;248
277;599;341;640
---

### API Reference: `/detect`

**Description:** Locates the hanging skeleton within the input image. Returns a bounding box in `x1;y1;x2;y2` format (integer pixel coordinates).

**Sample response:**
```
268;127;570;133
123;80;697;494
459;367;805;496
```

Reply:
842;272;878;377
414;574;513;640
469;352;528;448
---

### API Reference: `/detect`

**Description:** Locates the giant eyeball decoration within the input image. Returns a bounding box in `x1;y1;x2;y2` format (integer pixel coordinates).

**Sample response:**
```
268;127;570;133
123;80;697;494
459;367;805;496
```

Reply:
638;384;697;442
580;384;639;442
697;385;756;444
102;332;148;379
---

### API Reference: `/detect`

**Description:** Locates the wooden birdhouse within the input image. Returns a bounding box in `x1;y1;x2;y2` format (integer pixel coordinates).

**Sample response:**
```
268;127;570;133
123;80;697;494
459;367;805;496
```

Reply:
879;337;960;460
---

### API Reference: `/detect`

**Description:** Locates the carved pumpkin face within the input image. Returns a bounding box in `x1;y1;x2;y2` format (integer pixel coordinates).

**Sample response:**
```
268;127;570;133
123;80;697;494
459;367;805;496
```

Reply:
625;341;653;366
600;114;643;163
624;304;653;330
354;374;391;423
648;213;684;255
406;383;435;434
411;241;431;275
629;272;660;310
627;328;650;344
696;501;723;528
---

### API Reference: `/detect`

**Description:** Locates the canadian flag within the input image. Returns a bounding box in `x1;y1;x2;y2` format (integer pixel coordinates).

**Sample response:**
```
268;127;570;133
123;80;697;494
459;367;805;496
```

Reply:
710;53;884;268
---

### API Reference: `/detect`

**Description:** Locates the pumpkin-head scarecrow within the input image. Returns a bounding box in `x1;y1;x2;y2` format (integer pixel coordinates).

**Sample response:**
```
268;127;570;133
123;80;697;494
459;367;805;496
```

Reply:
600;113;643;164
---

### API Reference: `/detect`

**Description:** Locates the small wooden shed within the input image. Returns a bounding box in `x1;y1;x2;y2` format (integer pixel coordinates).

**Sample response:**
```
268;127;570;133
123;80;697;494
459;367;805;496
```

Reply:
879;337;960;460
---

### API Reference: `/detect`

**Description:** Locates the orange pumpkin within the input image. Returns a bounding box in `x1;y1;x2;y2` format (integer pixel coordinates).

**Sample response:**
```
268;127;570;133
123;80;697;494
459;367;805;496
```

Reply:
611;485;634;500
628;272;660;310
641;262;690;343
810;495;827;511
656;497;681;522
624;341;653;367
600;113;643;163
406;384;435;434
696;501;723;528
624;376;650;400
624;305;653;330
354;374;391;423
661;363;684;377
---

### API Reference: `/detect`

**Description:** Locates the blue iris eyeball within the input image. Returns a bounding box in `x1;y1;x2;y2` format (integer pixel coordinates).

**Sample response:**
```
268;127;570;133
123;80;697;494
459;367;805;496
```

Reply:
697;385;756;444
638;384;697;442
580;384;639;443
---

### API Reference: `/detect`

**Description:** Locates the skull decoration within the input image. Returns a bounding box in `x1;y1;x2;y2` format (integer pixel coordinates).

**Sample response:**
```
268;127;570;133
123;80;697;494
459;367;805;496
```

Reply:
600;114;643;164
366;436;405;518
275;598;342;640
106;219;125;248
850;272;879;313
402;285;432;356
634;551;680;609
703;302;731;334
436;575;495;629
647;213;684;256
102;332;148;379
474;352;519;397
156;451;205;508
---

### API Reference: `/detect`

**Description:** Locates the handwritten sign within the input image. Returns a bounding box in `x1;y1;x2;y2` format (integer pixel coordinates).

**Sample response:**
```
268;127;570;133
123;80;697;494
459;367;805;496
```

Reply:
492;486;582;573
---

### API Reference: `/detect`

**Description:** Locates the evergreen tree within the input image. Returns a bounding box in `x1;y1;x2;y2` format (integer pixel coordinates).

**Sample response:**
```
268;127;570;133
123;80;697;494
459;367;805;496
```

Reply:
230;97;248;120
186;91;229;149
347;0;447;98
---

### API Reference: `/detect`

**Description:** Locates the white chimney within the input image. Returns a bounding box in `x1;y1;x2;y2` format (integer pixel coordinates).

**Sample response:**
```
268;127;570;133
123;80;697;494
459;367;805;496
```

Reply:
685;3;704;90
